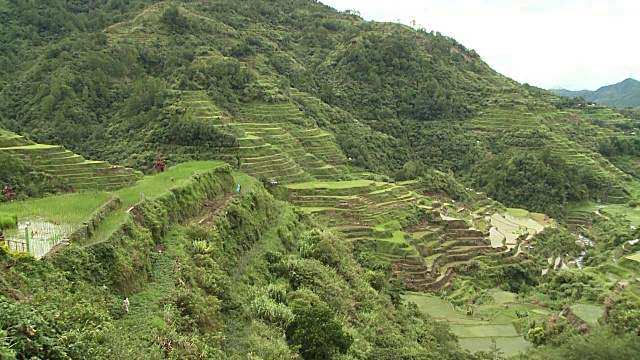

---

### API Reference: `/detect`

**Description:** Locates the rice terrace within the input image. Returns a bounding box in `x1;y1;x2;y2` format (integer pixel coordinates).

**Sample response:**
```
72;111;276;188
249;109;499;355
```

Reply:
1;0;640;359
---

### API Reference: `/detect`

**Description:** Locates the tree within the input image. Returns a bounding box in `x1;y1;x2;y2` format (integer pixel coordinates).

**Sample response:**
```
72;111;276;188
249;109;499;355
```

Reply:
161;6;189;32
489;338;505;360
528;327;546;346
286;300;352;359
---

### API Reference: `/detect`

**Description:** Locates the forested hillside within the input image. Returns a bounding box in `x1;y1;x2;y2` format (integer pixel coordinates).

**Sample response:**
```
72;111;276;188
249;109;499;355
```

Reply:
2;0;640;216
2;0;640;359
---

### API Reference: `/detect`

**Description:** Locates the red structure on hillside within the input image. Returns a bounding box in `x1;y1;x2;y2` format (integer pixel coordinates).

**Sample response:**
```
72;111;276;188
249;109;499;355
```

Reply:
154;157;166;172
2;185;15;202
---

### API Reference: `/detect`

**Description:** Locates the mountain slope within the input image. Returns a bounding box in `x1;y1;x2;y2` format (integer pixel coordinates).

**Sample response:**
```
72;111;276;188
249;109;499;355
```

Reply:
2;0;639;217
552;78;640;108
2;1;640;359
0;129;141;194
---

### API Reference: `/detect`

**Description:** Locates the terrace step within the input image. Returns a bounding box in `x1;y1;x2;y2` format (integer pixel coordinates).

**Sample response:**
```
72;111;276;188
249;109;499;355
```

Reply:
0;141;141;191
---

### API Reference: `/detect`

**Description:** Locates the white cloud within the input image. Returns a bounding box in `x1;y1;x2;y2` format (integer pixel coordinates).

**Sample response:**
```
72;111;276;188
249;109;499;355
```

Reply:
321;0;640;90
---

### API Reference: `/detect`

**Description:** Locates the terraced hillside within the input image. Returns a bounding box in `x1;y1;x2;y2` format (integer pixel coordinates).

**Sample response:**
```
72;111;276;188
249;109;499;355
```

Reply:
99;0;640;212
403;291;552;357
279;177;554;292
176;85;349;184
4;1;640;358
464;108;544;133
0;161;230;260
3;0;635;305
464;102;636;205
0;130;142;191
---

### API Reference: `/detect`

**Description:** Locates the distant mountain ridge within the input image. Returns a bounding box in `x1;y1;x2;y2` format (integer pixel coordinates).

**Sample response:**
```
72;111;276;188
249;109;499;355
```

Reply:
551;78;640;108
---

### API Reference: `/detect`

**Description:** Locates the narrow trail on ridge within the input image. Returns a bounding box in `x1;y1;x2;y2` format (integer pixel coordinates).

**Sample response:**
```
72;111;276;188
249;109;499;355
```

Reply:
112;173;256;330
107;184;250;354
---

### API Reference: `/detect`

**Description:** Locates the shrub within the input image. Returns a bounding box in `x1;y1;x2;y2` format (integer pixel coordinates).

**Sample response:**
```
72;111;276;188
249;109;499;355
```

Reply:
528;327;546;346
286;299;352;359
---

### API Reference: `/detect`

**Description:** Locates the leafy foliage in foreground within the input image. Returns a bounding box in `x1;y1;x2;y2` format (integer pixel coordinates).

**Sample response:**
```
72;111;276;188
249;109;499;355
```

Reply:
0;178;476;358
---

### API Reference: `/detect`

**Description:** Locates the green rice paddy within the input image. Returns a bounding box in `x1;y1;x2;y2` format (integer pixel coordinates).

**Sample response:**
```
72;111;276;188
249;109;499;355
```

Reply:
491;289;518;304
0;191;112;226
570;304;603;325
628;251;640;263
115;161;224;205
284;179;373;190
568;202;640;226
403;292;535;357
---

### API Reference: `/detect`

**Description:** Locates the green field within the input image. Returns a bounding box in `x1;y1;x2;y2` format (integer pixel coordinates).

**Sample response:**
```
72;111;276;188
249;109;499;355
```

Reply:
403;292;533;357
232;171;257;192
570;304;603;325
0;191;113;257
82;161;226;246
628;251;640;263
458;337;531;356
0;161;228;255
115;161;224;206
568;202;640;226
505;208;529;218
403;292;476;323
0;191;111;226
284;179;373;190
491;289;518;304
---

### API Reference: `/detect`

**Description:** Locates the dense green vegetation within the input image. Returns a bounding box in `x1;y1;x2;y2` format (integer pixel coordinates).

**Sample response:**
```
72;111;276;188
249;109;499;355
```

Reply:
2;0;638;214
0;167;483;359
0;151;68;199
1;0;640;358
470;150;610;216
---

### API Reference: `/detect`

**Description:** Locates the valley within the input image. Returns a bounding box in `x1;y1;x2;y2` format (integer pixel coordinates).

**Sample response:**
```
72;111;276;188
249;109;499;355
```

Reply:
1;0;640;359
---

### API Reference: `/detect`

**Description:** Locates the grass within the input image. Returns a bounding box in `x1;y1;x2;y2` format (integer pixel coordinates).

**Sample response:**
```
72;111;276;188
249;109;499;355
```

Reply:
237;135;261;140
568;201;640;226
0;192;112;257
458;337;530;357
452;324;518;338
505;208;529;217
374;220;402;232
570;304;603;325
83;161;225;246
0;212;17;230
383;231;407;243
628;251;640;263
232;171;257;193
116;161;224;206
0;191;111;226
108;227;184;357
403;292;472;322
412;230;432;239
0;144;59;150
404;292;533;357
284;179;372;190
491;289;517;304
397;180;420;186
298;207;340;213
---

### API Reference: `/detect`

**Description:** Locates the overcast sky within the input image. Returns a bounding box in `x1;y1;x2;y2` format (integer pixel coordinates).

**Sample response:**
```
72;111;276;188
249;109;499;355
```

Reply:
320;0;640;91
